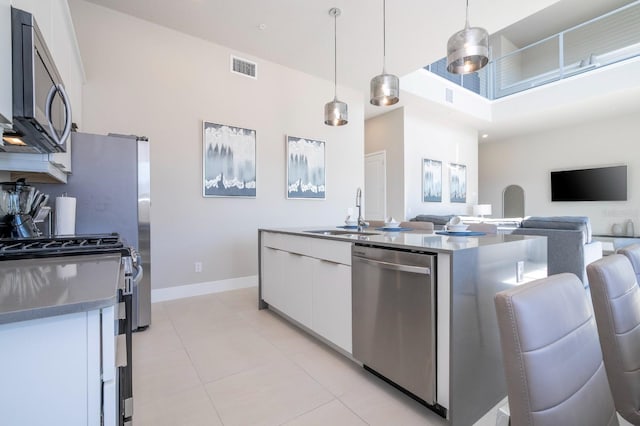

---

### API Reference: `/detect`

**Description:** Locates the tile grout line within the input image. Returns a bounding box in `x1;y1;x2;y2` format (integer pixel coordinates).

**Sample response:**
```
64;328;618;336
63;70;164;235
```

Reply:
335;398;371;426
230;300;356;424
162;300;227;426
250;308;374;424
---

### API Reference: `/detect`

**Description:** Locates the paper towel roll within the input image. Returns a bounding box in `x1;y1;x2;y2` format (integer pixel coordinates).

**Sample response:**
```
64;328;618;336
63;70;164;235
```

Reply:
55;196;76;235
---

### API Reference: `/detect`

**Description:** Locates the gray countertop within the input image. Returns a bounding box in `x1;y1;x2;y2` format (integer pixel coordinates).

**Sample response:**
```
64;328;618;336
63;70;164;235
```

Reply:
260;226;542;253
0;253;122;325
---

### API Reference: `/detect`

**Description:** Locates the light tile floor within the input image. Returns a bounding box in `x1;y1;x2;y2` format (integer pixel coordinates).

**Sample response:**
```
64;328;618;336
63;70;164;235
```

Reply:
132;286;450;426
133;286;633;426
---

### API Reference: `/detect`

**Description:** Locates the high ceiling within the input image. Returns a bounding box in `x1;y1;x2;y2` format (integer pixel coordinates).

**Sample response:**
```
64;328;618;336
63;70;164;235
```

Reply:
79;0;561;100
76;0;639;132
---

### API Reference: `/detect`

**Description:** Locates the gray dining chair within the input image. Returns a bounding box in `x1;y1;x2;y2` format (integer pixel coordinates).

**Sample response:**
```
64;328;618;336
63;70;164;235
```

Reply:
365;220;385;228
400;221;434;231
494;273;618;426
587;254;640;425
467;223;498;234
618;243;640;283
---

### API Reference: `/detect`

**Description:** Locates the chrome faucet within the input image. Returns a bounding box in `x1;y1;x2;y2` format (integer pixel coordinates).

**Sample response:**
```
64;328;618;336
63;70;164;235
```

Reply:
355;187;367;230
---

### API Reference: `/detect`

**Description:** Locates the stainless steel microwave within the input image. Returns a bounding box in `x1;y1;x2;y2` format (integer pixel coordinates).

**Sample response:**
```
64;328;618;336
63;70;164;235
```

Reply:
2;7;72;154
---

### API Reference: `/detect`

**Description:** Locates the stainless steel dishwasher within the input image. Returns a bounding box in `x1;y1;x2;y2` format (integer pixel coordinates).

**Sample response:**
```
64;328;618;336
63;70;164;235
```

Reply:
352;244;440;413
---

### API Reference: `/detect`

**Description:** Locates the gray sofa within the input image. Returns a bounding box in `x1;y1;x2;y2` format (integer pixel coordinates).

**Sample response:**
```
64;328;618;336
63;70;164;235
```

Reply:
511;216;602;287
412;214;603;285
410;214;454;229
410;214;522;231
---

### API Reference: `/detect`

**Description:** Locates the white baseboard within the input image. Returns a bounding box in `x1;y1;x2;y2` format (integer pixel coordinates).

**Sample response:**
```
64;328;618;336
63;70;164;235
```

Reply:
151;275;258;303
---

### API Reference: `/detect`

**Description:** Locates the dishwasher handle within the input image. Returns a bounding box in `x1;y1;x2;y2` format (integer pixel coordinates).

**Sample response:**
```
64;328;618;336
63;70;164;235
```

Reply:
354;256;431;275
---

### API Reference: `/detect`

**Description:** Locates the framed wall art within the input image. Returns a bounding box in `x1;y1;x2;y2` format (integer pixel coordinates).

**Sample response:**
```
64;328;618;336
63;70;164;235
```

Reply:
286;135;326;199
449;163;467;203
203;121;256;197
422;158;442;202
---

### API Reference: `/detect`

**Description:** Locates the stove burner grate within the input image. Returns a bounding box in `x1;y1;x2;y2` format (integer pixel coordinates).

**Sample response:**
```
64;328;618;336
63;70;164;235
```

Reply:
0;234;126;259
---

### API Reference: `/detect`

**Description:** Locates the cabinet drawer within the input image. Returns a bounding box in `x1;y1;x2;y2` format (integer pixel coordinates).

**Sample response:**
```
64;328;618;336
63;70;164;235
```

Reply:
309;238;351;266
262;232;312;256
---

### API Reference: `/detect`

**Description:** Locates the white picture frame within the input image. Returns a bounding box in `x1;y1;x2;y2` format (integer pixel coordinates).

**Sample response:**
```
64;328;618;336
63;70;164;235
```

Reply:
203;121;256;197
286;135;326;200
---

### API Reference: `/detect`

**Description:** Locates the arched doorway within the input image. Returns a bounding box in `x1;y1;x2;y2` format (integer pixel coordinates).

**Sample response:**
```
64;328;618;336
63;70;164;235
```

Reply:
503;185;525;218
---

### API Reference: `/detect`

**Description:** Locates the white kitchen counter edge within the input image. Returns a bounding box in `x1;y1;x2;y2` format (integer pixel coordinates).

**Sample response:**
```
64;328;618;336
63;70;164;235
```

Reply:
258;226;538;253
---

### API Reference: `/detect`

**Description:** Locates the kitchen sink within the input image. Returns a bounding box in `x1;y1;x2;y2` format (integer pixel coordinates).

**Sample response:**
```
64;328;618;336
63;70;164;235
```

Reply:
305;230;379;236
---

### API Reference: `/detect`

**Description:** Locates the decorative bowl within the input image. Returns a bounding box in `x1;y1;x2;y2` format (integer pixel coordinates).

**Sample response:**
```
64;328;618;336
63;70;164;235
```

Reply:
447;224;469;232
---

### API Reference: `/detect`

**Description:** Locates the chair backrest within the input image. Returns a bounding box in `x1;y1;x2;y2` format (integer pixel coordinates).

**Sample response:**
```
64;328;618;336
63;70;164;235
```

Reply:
400;221;433;231
494;273;618;426
467;223;497;234
618;243;640;283
366;220;385;228
587;255;640;424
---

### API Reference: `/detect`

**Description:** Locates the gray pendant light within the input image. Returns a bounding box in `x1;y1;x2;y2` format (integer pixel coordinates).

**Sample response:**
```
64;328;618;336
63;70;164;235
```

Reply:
370;0;399;106
446;0;489;74
324;7;348;126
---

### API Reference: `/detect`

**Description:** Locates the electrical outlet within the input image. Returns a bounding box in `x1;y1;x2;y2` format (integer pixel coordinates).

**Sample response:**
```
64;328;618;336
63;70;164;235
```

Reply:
194;262;202;273
516;261;524;283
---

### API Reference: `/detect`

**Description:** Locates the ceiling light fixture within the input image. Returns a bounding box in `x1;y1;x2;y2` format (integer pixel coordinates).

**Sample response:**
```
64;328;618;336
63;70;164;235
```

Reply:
324;7;348;126
370;0;399;106
446;0;489;74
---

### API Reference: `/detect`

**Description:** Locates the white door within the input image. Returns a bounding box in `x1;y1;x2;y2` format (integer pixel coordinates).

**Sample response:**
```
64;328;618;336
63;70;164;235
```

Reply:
365;151;387;221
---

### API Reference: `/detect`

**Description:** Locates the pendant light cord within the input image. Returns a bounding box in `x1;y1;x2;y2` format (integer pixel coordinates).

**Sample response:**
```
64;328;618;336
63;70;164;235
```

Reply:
382;0;387;73
333;11;338;100
465;0;470;29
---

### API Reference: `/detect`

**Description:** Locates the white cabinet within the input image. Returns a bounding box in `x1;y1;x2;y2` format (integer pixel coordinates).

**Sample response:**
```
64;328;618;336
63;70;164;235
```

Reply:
261;231;352;353
0;307;116;425
283;252;314;328
261;246;313;329
261;246;285;309
0;0;11;129
0;152;68;183
312;259;352;352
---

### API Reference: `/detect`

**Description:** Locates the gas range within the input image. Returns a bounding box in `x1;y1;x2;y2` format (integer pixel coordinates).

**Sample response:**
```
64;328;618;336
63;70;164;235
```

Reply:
0;232;138;425
0;233;133;260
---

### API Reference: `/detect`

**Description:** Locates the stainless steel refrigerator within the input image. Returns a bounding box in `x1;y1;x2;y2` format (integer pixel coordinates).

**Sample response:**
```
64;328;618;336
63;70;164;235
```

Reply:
41;132;151;330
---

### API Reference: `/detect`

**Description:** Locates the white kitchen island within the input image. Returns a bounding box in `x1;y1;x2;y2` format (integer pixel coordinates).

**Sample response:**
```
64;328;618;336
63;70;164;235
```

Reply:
258;227;547;426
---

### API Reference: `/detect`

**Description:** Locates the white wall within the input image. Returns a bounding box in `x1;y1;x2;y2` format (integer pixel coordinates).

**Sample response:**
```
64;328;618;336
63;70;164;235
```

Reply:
479;111;640;234
404;105;478;219
69;0;364;290
364;109;404;220
364;103;479;221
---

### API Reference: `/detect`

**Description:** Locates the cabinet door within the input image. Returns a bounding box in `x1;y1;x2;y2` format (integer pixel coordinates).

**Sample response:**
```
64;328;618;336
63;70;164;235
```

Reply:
261;247;285;311
261;246;313;328
283;252;313;329
0;311;95;425
312;259;352;353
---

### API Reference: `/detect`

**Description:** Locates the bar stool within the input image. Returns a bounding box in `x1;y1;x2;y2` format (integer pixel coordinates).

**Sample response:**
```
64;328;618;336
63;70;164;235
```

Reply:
587;255;640;425
494;273;618;426
617;243;640;283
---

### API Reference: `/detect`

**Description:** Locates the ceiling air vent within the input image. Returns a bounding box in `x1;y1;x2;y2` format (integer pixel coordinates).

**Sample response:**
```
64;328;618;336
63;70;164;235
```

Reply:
231;56;257;79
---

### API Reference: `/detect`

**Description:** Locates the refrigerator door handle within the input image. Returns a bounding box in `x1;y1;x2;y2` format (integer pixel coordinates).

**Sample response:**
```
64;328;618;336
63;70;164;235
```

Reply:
115;334;127;368
124;397;133;418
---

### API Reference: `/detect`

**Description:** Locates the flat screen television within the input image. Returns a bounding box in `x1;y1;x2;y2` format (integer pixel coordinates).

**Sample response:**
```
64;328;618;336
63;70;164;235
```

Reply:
551;165;627;201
